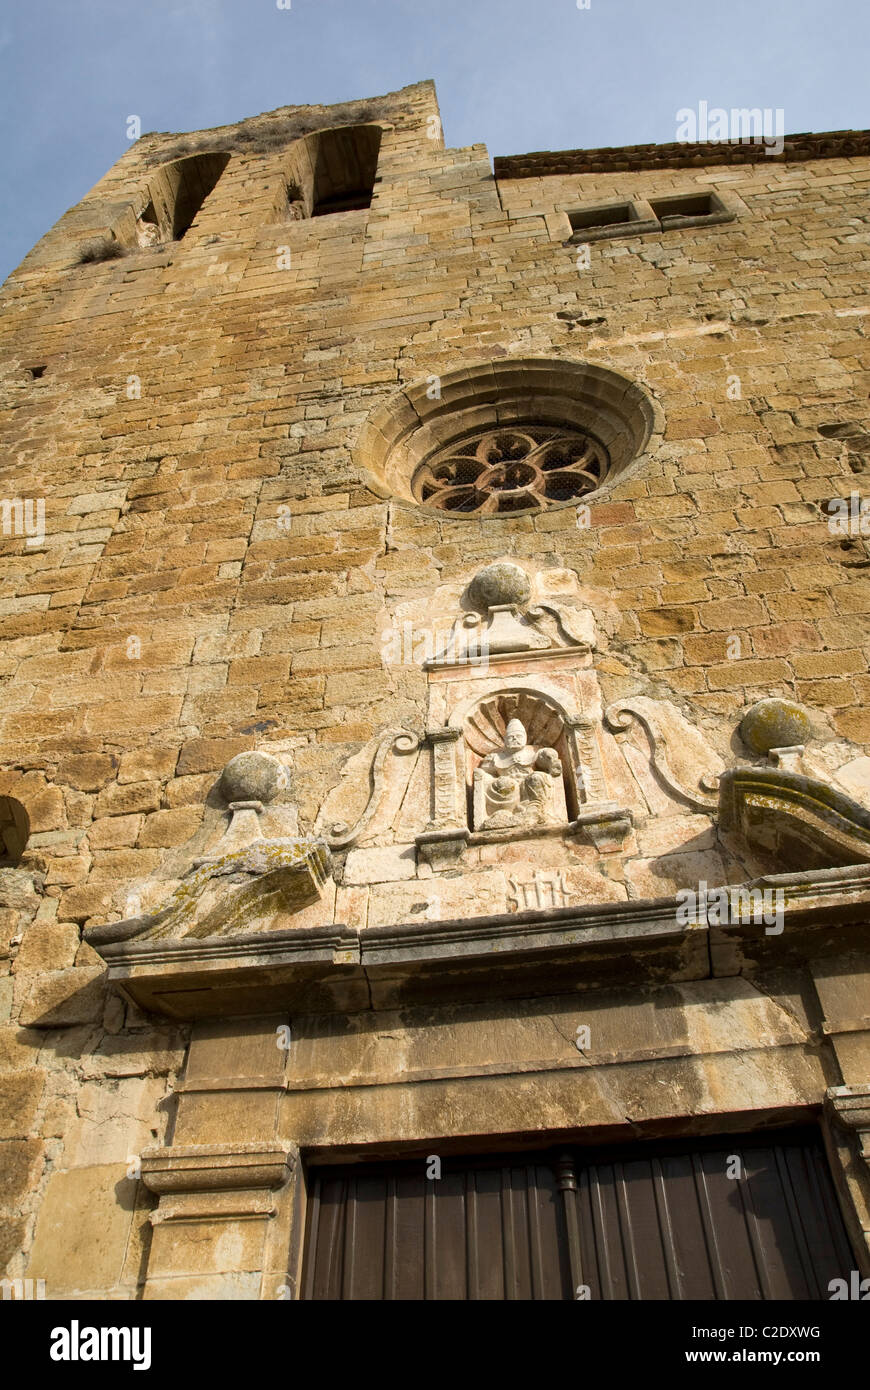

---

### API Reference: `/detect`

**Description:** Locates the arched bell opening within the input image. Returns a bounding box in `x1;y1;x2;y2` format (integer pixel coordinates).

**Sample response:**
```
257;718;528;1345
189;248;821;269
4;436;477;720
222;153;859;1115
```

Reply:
279;124;383;220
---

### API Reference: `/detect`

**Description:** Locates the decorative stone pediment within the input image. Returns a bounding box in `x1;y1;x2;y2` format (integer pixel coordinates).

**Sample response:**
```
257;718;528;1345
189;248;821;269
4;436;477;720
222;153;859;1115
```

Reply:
425;562;598;670
718;766;870;870
378;561;606;680
86;749;333;950
85;838;332;948
79;863;870;1020
310;590;870;924
81;689;870;1016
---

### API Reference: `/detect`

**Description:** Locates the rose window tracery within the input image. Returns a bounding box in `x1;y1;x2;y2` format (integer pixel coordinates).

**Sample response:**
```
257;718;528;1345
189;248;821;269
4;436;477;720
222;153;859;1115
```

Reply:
411;426;611;515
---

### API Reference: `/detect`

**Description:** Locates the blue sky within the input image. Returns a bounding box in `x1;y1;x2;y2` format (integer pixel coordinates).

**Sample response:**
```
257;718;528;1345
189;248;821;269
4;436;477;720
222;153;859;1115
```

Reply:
1;0;868;283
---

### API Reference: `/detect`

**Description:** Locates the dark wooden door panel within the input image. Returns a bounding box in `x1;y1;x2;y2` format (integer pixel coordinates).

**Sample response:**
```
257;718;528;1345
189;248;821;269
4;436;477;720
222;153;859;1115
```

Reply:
302;1130;855;1301
303;1156;571;1300
566;1135;855;1301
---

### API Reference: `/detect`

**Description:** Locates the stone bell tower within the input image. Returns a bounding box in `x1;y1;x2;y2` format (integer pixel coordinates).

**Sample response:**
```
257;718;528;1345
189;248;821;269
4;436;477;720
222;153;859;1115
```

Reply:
1;81;870;1300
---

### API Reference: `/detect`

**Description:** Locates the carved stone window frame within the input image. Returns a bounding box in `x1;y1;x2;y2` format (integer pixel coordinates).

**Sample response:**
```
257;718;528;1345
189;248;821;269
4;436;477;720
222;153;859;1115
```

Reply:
551;186;741;244
355;357;663;520
565;197;660;241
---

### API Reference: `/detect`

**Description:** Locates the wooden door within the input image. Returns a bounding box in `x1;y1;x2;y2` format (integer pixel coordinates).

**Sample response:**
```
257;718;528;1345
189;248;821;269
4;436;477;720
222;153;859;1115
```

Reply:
301;1129;855;1300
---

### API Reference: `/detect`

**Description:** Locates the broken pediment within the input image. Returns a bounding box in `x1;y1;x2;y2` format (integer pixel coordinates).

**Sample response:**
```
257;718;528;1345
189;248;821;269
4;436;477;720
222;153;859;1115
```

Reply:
603;696;870;872
86;750;333;950
312;659;870;892
718;766;870;870
79;703;870;1018
79;862;870;1020
433;562;598;669
379;561;602;674
85;838;332;949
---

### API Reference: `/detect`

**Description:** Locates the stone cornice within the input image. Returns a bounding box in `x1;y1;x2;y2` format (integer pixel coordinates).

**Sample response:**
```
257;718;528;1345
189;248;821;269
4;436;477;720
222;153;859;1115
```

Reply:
424;646;592;676
139;1143;298;1224
140;1142;296;1195
89;862;870;1019
494;129;870;180
825;1087;870;1163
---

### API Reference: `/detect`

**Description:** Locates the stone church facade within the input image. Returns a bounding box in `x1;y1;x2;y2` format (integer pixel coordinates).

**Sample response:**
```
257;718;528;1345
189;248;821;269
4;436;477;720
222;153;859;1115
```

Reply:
1;80;869;1299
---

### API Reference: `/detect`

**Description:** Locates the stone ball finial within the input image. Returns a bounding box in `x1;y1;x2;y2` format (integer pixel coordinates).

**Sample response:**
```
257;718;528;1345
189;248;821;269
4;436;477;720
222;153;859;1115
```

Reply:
740;698;812;755
467;562;531;612
219;751;288;805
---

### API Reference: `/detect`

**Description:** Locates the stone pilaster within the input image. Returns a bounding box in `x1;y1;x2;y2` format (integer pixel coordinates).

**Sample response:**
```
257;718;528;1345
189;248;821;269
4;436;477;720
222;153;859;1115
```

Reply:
140;1142;298;1300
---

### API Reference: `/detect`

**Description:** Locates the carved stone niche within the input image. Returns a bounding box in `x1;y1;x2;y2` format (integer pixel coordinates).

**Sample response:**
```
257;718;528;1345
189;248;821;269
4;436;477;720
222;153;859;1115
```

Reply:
467;693;570;831
416;688;631;869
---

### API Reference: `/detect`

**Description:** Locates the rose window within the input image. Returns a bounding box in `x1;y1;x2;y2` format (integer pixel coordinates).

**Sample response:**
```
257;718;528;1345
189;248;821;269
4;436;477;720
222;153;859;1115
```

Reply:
411;426;611;515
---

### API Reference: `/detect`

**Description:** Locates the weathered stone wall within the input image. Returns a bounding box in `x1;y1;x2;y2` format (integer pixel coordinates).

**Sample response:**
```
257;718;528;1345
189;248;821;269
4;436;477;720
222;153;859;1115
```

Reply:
496;156;870;738
1;79;869;1296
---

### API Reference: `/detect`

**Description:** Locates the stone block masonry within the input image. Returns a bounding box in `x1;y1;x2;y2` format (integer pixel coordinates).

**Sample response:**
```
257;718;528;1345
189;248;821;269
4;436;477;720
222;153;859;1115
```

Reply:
1;78;869;1298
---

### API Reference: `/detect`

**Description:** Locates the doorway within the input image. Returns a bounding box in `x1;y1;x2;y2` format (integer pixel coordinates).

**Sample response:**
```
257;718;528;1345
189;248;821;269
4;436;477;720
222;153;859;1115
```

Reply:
301;1129;854;1300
